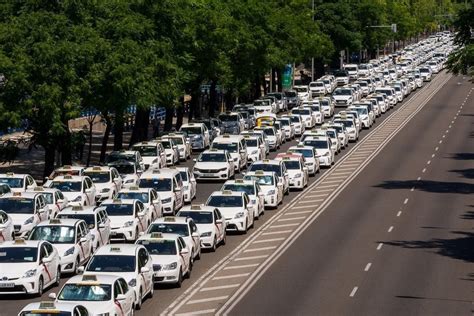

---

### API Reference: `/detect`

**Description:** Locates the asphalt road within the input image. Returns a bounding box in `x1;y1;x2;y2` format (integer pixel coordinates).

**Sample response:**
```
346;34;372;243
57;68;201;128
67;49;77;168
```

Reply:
229;75;473;315
1;71;469;316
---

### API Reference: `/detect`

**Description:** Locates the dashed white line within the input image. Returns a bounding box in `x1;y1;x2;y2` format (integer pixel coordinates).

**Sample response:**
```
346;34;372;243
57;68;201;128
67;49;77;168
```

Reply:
427;160;431;165
431;154;435;158
397;211;402;217
200;284;240;292
445;129;449;133
422;168;426;173
404;198;409;204
292;205;313;210
284;210;312;215
243;246;277;253
417;177;421;181
350;286;359;297
261;230;292;236
377;243;383;250
435;147;439;151
439;140;443;144
364;263;372;272
297;199;324;204
442;135;445;138
268;223;300;228
187;296;229;305
277;216;307;222
212;273;250;280
234;255;267;261
252;238;285;244
305;193;328;198
388;226;394;232
176;309;216;316
223;264;259;270
410;187;415;192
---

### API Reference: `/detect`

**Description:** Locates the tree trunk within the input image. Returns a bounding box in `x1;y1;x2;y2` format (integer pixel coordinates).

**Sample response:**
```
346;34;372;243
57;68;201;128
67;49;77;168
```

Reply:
100;114;112;163
176;98;184;130
271;68;277;92
188;90;199;121
224;90;234;111
113;109;124;151
43;143;56;180
130;107;150;146
60;129;72;165
164;106;174;132
253;74;261;100
276;68;283;92
86;116;96;167
208;80;218;118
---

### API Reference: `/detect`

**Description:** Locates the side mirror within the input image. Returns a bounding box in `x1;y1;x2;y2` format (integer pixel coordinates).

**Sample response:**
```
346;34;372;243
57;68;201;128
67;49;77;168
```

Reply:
42;257;52;264
193;158;197;162
140;267;150;273
284;172;289;177
113;177;121;182
137;211;145;218
85;188;92;194
77;266;85;274
79;237;87;243
48;293;57;300
191;232;199;238
180;248;189;255
98;223;105;229
27;185;35;190
215;219;223;224
116;294;127;301
57;199;64;204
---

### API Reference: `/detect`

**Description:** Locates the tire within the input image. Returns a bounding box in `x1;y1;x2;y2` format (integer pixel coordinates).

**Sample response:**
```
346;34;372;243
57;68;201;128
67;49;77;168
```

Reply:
148;283;154;299
242;220;248;235
185;263;192;279
176;269;183;288
221;232;227;246
54;267;61;286
135;289;143;310
74;257;80;275
36;277;44;297
211;237;217;252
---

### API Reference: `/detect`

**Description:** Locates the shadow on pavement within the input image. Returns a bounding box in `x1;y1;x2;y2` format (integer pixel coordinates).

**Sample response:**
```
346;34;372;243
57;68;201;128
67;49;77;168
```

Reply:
447;153;474;160
383;231;474;263
449;168;474;179
396;295;472;303
374;180;474;194
460;207;474;220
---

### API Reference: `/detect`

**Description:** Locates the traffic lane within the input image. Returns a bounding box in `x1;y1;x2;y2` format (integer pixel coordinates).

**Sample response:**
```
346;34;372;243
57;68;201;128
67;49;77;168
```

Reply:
349;81;473;315
0;86;422;316
229;74;469;315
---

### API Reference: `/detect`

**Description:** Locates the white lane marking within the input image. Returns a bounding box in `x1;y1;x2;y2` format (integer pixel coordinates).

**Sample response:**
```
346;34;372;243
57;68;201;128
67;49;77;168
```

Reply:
277;216;306;222
304;193;328;198
410;187;415;192
350;286;359;297
431;154;435;158
268;223;300;228
316;183;340;189
243;246;277;253
234;255;267;261
224;264;259;270
252;238;285;244
448;125;451;128
329;174;350;179
176;309;216;316
388;226;394;232
187;296;229;305
435;147;439;151
292;205;314;210
427;160;431;165
442;135;445;138
364;263;372;272
213;273;250;280
297;199;324;204
397;211;402;217
284;210;312;215
261;230;292;236
404;198;409;204
439;140;443;144
308;188;334;193
445;129;449;133
417;177;421;181
377;243;383;250
200;284;240;292
422;168;426;173
321;179;344;184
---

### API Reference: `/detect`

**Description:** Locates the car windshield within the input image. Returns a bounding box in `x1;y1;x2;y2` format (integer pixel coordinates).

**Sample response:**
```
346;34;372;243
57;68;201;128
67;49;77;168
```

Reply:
249;164;281;176
0;247;37;263
113;164;136;175
222;184;255;196
0;177;23;188
87;255;136;272
0;198;34;214
245;139;257;147
267;93;282;100
304;140;329;149
244;175;274;186
334;70;348;77
240;112;249;119
106;154;135;164
290;116;300;123
294;87;307;93
180;127;202;136
50;181;82;192
354;108;368;115
291;149;313;158
345;66;357;72
263;128;275;136
284;91;297;97
282;160;301;170
327;131;337;138
137;239;177;255
59;284;112;302
139;178;172;192
58;214;95;228
198;153;227;162
101;203;134;216
148;223;189;236
159;140;172;149
334;89;352;95
116;192;149;203
332;126;343;133
133;145;157;157
178;211;213;224
84;172;110;184
179;171;188;181
377;89;393;96
41;192;54;204
207;195;243;207
310;106;321;112
278;119;289;126
212;142;238;153
292;109;310;115
334;120;354;128
29;225;75;244
219;115;239;122
167;137;183;145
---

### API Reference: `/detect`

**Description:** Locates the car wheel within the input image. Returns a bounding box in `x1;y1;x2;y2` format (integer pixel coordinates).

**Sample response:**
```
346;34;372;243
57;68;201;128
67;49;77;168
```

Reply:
176;269;183;288
221;232;227;246
54;267;61;286
148;283;154;298
211;237;217;252
242;220;248;235
135;289;143;310
185;263;192;279
74;257;81;275
36;276;44;297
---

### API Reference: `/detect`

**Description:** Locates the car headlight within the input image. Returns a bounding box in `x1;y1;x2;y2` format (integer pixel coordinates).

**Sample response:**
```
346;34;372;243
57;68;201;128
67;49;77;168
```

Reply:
123;221;134;228
24;216;34;225
268;190;275;195
73;196;82;202
294;173;302;178
128;279;136;287
162;197;172;204
64;247;75;257
101;188;110;193
234;212;245;219
200;231;212;237
162;262;178;270
23;268;37;278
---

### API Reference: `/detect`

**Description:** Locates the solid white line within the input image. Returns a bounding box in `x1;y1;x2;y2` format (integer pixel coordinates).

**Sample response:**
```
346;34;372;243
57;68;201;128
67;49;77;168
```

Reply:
200;284;240;292
268;223;300;228
224;264;259;270
404;198;409;204
243;246;277;253
297;199;324;204
252;238;285;244
388;226;394;232
397;211;402;217
422;168;426;173
278;216;306;222
234;255;267;261
284;210;312;215
176;309;216;316
377;243;383;250
212;273;250;280
364;263;372;272
350;286;358;297
187;296;229;305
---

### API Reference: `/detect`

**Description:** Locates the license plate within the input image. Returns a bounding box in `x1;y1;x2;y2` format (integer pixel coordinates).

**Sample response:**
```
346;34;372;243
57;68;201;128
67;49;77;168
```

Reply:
0;282;14;288
110;231;117;236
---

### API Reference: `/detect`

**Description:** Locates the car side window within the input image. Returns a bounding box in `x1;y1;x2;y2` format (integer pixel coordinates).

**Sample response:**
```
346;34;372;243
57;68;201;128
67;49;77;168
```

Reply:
113;280;122;299
44;242;54;256
138;248;149;269
177;237;185;250
39;244;48;260
118;278;129;294
190;221;198;233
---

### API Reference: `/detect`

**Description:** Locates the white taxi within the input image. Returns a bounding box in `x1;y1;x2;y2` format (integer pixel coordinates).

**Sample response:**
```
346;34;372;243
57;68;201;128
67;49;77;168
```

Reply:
155;138;179;166
83;166;123;205
286;114;305;136
193;149;235;181
276;117;295;141
0;173;37;192
99;199;149;242
211;135;248;172
275;153;309;190
163;133;192;161
302;136;334;167
116;186;162;221
0;210;14;242
139;168;184;215
28;186;68;219
136;232;192;287
221;179;265;219
107;160;141;188
57;205;111;253
28;219;93;275
248;159;290;195
0;192;49;237
329;123;350;149
176;167;196;203
147;217;201;262
82;244;154;310
48;175;96;207
44;165;86;187
291;107;315;128
18;301;89;316
243;171;284;208
206;191;253;234
132;140;167;170
0;239;60;296
243;135;266;163
178;205;226;252
50;274;135;316
288;145;320;175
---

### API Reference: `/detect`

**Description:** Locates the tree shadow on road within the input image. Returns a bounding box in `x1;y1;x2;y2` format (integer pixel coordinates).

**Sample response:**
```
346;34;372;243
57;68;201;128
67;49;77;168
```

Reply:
374;180;474;194
383;231;474;263
447;152;474;160
449;168;474;179
460;206;474;220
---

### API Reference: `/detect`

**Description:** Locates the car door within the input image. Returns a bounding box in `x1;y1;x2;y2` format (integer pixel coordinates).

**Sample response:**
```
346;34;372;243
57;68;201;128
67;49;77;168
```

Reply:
115;279;133;315
99;209;111;244
174;176;184;208
39;242;55;286
188;170;196;199
188;220;200;253
137;248;153;294
213;209;225;241
84;178;95;205
135;202;147;232
35;196;48;222
75;224;87;262
255;184;264;211
111;169;123;193
177;237;190;272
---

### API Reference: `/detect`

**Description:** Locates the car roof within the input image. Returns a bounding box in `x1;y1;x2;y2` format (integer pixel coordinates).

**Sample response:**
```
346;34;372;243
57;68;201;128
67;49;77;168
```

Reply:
93;243;141;256
152;216;190;224
37;218;82;227
137;232;180;242
50;175;85;181
209;190;245;197
245;171;276;177
84;166;114;172
0;173;30;178
27;186;59;194
59;205;98;215
66;273;122;284
1;192;40;199
101;198;136;206
223;179;255;186
142;168;179;178
179;205;216;213
252;159;282;165
118;186;151;193
0;239;42;248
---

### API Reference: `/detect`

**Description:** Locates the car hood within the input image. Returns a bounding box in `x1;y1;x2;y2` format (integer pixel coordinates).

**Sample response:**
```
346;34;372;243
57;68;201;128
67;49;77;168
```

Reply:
216;207;245;219
53;243;75;257
158;192;173;200
0;262;37;278
109;216;134;228
194;162;228;169
142;157;158;164
55;300;118;314
150;255;178;266
8;213;34;224
62;192;82;201
196;223;214;234
83;271;135;283
333;95;351;101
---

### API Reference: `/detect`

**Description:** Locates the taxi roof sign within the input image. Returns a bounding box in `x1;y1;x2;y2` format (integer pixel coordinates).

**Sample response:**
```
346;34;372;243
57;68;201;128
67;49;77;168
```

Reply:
235;179;244;183
13;192;22;196
82;275;98;282
190;205;202;210
163;217;176;222
92;166;102;170
113;198;122;204
128;186;139;190
33;186;44;191
38;302;56;310
49;219;62;224
150;232;163;239
63;175;73;179
222;190;233;195
14;238;26;244
110;247;121;252
255;170;265;175
72;205;83;211
5;172;14;176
